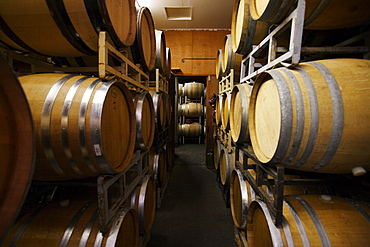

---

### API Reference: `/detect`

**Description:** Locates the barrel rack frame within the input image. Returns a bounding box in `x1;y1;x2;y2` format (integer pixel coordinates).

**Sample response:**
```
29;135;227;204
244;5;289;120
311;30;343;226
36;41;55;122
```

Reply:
214;0;370;240
0;30;171;246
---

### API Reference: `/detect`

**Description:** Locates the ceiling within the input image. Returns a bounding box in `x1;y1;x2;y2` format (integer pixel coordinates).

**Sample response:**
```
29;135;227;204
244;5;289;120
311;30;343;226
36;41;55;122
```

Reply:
136;0;234;30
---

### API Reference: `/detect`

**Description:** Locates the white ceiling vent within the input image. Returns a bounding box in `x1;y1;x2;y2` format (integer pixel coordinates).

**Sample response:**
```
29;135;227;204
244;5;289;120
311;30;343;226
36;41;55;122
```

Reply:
165;6;193;21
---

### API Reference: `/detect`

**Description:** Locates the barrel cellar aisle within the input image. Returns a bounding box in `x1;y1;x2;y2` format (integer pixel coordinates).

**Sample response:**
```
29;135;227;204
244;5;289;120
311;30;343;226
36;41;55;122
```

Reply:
147;144;237;247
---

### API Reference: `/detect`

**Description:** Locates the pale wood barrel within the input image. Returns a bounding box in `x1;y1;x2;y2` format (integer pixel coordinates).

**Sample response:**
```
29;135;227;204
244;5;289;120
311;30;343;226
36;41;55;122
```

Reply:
0;0;136;57
19;73;136;181
2;199;139;247
178;102;204;117
149;147;168;187
230;83;252;144
177;83;184;97
222;34;243;82
0;55;34;239
154;30;166;75
215;94;223;127
216;49;224;80
131;6;156;72
230;169;328;229
221;92;232;131
247;194;370;246
231;0;269;55
218;147;235;186
183;82;205;99
150;91;167;131
131;91;155;150
249;59;370;174
129;175;156;235
178;123;203;138
165;47;172;80
250;0;370;30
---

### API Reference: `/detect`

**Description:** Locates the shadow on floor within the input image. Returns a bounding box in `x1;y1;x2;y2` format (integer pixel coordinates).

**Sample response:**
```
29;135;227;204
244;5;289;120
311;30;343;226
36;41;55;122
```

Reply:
147;144;237;247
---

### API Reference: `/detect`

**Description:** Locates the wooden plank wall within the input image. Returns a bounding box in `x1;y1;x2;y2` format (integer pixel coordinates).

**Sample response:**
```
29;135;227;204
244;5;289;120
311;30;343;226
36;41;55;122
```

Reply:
164;30;229;165
164;30;230;75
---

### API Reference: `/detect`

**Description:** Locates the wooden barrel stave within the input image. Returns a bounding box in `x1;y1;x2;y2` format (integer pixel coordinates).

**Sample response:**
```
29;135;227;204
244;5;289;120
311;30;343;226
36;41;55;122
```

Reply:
246;194;370;246
183;82;205;99
19;73;136;181
0;55;34;239
178;102;204;117
129;175;156;235
230;83;252;144
0;0;136;57
178;123;202;138
249;0;370;30
2;200;139;246
249;58;370;174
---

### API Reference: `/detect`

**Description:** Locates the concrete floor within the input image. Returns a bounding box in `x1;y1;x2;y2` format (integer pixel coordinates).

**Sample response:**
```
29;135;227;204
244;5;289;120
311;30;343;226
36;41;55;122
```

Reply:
147;144;237;247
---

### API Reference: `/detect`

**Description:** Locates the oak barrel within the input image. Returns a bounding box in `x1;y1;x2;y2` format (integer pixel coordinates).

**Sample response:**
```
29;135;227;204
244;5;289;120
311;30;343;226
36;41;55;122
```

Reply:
214;140;221;169
223;34;243;82
247;194;370;246
154;30;166;75
149;147;168;187
230;83;252;144
221;92;232;131
231;0;269;55
131;91;155;150
178;123;203;138
249;0;370;30
165;47;172;80
131;6;156;72
0;55;34;240
150;91;167;131
129;175;156;235
19;73;136;181
216;49;224;80
215;94;223;127
218;147;235;186
249;58;370;174
178;102;204;117
230;169;327;229
0;0;136;57
183;82;205;99
2;200;139;246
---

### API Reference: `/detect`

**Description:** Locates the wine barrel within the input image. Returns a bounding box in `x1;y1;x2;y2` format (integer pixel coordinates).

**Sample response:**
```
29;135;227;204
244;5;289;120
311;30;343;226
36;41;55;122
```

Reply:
247;194;370;246
249;58;370;174
19;73;136;181
221;92;231;131
230;169;327;229
129;175;156;235
215;94;223;127
218;147;235;186
2;200;139;246
131;91;155;150
178;123;203;138
223;34;243;82
154;30;166;75
183;82;205;99
150;91;167;131
230;83;252;144
131;6;156;72
149;147;168;187
178;102;204;117
231;0;269;55
178;83;184;97
0;55;34;240
0;0;136;57
249;0;370;30
216;49;224;80
165;47;172;80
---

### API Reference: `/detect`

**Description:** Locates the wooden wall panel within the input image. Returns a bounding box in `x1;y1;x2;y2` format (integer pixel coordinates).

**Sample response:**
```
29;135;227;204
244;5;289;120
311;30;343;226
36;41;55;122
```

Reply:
164;30;230;75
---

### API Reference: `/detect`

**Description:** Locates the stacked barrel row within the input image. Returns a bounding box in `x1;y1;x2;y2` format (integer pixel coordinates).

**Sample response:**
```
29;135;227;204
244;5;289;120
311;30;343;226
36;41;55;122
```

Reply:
177;82;206;141
214;0;370;246
0;0;174;245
